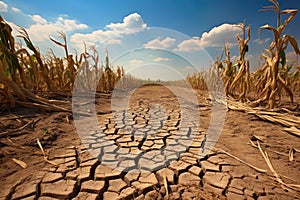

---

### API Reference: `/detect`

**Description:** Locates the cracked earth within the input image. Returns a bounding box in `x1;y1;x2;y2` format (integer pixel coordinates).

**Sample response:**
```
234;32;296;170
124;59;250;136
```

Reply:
0;85;299;200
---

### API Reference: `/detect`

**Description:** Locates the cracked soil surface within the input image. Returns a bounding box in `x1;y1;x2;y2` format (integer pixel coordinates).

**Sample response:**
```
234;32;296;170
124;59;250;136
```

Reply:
0;85;299;200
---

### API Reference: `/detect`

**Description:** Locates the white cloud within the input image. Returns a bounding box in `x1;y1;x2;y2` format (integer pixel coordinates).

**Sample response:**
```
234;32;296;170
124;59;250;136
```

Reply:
231;55;239;62
199;23;242;48
184;66;194;70
129;59;144;66
0;1;8;12
27;16;88;42
174;38;202;52
226;54;254;63
0;3;88;54
246;54;254;61
71;29;118;45
105;38;122;45
31;15;47;24
153;57;171;62
286;51;299;62
107;13;146;34
12;7;21;12
254;38;271;45
144;37;176;49
71;12;146;47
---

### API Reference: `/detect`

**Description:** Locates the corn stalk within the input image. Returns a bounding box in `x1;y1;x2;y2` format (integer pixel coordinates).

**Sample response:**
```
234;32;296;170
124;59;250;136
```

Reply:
17;27;56;91
0;16;126;111
221;44;235;96
229;23;251;102
254;0;300;108
0;16;26;109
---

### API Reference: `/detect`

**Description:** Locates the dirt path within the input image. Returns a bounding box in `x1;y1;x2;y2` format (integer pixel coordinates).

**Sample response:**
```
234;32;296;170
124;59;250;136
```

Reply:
0;85;299;200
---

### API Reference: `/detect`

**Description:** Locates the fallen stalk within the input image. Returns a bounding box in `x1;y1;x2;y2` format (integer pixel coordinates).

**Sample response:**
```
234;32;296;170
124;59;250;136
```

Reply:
257;141;300;193
214;148;268;173
0;117;41;138
216;147;298;184
36;139;58;166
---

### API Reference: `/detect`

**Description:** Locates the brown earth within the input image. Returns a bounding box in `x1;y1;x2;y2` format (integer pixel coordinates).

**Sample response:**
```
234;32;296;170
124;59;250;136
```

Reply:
0;85;299;200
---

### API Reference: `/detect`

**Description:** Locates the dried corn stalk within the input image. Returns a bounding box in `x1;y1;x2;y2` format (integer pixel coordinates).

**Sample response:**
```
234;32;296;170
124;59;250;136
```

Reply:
229;23;251;102
221;44;235;96
0;16;125;112
254;0;300;108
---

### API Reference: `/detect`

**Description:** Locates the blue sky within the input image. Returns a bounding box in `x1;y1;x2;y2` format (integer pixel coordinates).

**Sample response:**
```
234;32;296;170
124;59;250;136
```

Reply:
1;0;300;80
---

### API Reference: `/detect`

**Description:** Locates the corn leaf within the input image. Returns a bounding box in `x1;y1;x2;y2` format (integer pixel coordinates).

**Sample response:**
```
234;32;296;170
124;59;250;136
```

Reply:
278;75;293;103
286;35;300;55
277;10;297;35
281;9;298;15
259;24;279;40
49;37;65;47
269;0;279;10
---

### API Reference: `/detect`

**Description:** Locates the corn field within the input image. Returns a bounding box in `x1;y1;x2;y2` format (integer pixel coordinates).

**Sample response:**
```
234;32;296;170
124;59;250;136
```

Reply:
0;16;130;112
187;0;300;109
0;0;299;112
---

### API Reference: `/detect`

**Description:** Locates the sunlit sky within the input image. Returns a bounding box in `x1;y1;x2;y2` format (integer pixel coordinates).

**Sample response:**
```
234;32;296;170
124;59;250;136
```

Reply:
1;0;299;81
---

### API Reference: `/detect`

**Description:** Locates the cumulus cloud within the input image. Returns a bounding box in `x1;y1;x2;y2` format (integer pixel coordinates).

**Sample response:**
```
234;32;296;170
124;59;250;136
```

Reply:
71;29;117;46
199;23;242;48
11;7;21;12
107;13;146;34
231;55;239;62
228;54;254;63
144;37;176;49
31;15;47;24
246;54;254;60
0;3;88;48
286;51;299;62
253;38;271;45
153;57;171;62
11;7;22;12
0;1;8;12
174;38;202;52
71;13;146;46
184;66;194;70
129;59;144;66
105;38;122;45
27;16;88;42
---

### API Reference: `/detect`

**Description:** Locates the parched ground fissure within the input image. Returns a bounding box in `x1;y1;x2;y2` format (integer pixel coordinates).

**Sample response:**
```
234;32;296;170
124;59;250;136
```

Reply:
0;85;299;200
